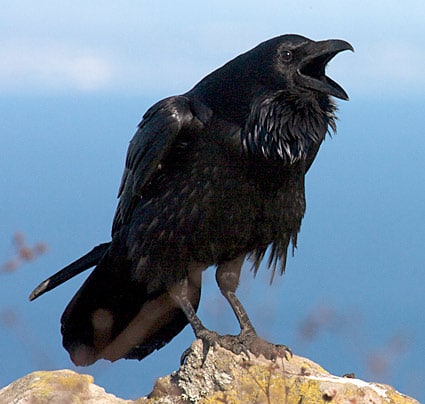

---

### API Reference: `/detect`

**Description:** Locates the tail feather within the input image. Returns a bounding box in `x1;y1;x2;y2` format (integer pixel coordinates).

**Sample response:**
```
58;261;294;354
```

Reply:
60;249;202;366
29;242;111;301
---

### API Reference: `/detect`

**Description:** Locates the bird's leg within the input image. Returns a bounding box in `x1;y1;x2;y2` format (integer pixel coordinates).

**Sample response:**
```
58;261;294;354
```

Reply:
170;277;222;364
215;256;292;360
171;257;291;364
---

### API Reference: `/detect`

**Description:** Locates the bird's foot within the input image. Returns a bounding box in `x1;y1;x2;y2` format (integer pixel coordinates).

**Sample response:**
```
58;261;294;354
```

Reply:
181;327;291;365
180;328;222;365
236;328;292;361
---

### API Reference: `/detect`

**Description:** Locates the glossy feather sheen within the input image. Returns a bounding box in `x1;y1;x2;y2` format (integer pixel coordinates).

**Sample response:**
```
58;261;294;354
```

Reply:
242;92;336;163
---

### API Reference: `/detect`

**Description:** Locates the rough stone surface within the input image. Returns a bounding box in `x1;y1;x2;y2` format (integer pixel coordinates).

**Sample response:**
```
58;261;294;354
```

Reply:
0;340;419;403
149;340;419;403
0;369;134;404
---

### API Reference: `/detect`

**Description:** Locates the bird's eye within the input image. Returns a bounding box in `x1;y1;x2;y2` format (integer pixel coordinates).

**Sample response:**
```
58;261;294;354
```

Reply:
281;50;293;63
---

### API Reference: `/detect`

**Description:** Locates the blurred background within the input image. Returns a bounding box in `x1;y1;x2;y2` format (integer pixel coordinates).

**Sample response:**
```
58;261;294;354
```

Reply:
1;1;424;401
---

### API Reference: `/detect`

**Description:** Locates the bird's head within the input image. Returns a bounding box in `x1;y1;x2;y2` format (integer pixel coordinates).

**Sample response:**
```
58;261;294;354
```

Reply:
255;34;354;100
191;34;353;123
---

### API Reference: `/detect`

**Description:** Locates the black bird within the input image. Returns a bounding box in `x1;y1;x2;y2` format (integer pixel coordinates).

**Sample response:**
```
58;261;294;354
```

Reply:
30;34;352;366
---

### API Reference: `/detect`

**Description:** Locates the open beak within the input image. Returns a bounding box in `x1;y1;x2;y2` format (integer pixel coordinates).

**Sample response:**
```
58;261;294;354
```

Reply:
298;39;354;100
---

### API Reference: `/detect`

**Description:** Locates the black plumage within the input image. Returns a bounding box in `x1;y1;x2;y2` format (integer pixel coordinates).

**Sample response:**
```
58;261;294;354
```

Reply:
30;34;352;366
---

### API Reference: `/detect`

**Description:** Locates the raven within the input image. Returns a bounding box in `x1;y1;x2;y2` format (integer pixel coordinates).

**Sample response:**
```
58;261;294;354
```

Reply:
30;34;352;366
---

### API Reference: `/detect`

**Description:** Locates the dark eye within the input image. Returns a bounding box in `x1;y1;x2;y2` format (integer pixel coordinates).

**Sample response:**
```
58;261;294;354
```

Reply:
281;50;293;63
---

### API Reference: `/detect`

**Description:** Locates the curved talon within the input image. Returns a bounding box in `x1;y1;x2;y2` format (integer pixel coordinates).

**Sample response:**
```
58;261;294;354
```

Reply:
200;338;214;365
282;346;293;361
239;342;251;360
198;329;220;361
268;344;292;361
180;346;193;366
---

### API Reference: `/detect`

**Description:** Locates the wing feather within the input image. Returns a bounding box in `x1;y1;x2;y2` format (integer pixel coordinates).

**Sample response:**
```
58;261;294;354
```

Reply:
112;96;194;233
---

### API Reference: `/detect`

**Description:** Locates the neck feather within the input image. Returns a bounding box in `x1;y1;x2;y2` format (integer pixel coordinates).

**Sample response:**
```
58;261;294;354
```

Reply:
242;92;337;163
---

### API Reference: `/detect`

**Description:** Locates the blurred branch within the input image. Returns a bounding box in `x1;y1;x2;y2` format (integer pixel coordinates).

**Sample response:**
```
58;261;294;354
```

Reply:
1;232;47;274
296;303;411;381
0;232;54;368
366;332;411;378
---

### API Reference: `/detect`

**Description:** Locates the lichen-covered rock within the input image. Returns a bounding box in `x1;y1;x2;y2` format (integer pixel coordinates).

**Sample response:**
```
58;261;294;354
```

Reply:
0;341;419;403
0;369;134;404
149;340;419;403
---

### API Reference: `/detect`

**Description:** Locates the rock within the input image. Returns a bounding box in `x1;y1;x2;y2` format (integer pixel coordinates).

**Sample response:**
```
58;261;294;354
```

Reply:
0;369;134;404
149;340;419;403
0;340;419;403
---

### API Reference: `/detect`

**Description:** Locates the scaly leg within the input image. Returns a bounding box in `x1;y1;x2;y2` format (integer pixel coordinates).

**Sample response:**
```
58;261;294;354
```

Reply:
171;256;291;363
215;255;292;360
170;276;223;363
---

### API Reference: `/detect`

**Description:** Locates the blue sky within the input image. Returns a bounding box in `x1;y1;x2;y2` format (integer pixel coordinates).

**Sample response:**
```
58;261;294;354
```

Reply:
1;1;425;401
1;1;424;97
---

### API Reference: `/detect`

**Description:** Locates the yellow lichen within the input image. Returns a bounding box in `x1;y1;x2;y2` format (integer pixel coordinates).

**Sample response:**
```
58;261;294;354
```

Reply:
27;370;93;400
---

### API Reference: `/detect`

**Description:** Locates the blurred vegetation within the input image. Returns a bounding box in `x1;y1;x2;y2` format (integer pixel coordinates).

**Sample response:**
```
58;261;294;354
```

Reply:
1;232;47;274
